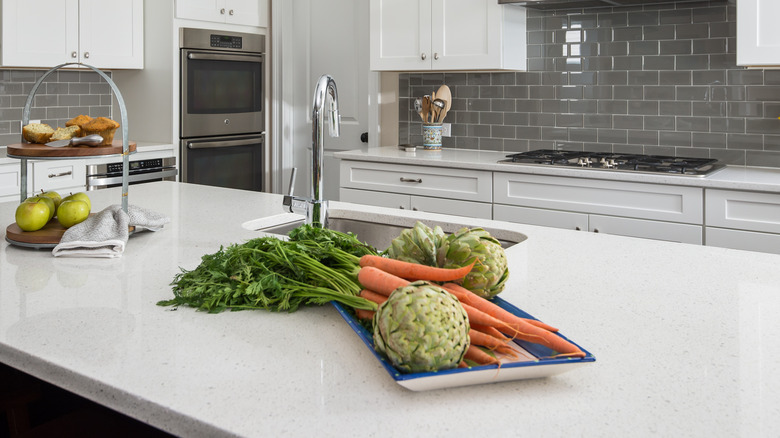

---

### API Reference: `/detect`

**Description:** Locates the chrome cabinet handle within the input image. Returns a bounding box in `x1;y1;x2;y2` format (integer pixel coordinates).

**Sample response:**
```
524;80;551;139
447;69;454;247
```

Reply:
399;206;405;209
421;53;427;60
593;228;600;233
71;51;77;58
399;177;422;183
575;226;581;231
220;8;225;14
412;207;418;211
48;170;72;178
83;52;89;59
229;9;234;15
433;52;439;60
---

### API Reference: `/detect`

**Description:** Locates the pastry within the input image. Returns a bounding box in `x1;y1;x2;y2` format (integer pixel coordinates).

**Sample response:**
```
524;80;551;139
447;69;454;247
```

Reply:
81;117;120;146
22;123;54;144
49;125;81;142
65;114;93;137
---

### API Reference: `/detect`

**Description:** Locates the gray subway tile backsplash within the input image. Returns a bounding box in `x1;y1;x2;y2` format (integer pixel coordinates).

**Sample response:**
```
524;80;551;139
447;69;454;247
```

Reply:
0;69;113;146
398;0;780;168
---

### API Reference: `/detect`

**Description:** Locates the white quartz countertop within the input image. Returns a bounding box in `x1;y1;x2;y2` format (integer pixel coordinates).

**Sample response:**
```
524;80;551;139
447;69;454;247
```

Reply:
2;181;780;437
335;147;780;193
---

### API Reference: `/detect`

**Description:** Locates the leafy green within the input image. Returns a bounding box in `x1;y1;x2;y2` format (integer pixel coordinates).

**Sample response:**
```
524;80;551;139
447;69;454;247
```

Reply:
157;226;380;313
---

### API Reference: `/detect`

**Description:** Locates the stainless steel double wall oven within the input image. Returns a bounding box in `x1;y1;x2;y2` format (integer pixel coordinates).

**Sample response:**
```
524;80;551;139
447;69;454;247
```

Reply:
180;28;265;191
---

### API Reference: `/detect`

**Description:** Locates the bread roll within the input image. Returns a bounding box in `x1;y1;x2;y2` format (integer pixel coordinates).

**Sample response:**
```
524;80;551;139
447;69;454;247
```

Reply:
22;123;54;144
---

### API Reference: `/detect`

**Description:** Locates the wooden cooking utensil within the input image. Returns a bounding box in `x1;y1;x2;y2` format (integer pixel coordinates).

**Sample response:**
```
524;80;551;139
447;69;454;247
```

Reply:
422;95;431;124
435;85;452;120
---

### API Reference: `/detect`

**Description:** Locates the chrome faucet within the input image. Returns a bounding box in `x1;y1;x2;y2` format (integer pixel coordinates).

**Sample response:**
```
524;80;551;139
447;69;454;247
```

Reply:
283;74;340;227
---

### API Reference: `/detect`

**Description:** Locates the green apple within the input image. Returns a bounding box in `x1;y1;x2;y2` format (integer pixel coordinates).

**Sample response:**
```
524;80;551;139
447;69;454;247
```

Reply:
57;199;90;228
25;196;55;221
39;189;62;210
63;192;91;211
15;198;51;231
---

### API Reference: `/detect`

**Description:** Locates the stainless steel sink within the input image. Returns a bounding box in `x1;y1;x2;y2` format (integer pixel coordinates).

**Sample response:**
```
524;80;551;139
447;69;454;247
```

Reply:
249;210;527;250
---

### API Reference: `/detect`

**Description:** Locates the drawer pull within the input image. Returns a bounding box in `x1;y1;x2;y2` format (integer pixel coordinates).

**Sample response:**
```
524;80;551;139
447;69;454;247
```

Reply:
48;171;72;178
400;177;422;183
575;226;581;231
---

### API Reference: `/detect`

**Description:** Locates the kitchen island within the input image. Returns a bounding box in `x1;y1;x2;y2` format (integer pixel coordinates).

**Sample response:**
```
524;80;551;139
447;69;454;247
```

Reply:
1;181;779;437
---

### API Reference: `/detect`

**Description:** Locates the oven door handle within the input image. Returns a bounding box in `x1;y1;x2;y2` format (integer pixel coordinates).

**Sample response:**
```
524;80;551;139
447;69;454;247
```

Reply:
86;169;179;187
186;51;263;63
187;137;263;149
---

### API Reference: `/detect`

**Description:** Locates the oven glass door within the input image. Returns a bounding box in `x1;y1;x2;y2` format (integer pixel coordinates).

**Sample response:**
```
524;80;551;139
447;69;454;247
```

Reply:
181;49;264;138
181;134;264;191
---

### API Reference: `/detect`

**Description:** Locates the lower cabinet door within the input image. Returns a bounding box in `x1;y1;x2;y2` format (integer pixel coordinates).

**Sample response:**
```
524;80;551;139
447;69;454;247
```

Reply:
589;215;703;244
340;188;411;210
410;195;492;219
493;203;588;231
706;227;780;255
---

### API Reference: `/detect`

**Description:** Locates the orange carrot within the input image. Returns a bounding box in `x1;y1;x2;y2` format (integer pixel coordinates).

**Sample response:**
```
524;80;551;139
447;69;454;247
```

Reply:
354;308;375;320
357;266;409;296
460;302;584;358
359;289;388;305
464;345;500;366
359;255;476;282
442;282;559;332
469;329;518;358
470;324;511;342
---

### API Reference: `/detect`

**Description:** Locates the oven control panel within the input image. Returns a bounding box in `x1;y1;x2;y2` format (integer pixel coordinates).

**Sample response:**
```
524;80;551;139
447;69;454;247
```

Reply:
210;34;242;49
105;158;169;174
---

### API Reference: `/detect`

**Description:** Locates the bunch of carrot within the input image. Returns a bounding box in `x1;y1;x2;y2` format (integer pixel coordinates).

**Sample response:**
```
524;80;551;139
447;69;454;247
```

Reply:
355;255;585;368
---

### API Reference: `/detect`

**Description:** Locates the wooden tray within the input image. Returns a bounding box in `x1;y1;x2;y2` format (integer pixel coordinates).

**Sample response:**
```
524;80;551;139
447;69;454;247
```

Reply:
6;216;135;249
6;140;136;158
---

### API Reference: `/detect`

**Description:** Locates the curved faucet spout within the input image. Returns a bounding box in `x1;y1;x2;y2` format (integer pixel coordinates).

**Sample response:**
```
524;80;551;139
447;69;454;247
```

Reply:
310;74;340;227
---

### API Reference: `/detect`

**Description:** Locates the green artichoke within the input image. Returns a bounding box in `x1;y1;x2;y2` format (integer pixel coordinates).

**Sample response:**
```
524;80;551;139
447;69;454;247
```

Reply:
373;281;470;373
437;227;509;299
385;221;445;266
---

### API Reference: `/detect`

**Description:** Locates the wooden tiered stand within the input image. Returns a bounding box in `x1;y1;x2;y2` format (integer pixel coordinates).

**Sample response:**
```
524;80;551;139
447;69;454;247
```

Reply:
5;63;135;249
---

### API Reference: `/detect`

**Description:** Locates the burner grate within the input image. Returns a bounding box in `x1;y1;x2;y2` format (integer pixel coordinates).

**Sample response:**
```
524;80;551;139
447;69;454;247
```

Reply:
500;149;723;177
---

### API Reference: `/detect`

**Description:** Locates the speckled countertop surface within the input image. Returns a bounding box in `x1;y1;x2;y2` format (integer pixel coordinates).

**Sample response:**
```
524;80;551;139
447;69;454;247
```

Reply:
336;147;780;193
1;181;779;437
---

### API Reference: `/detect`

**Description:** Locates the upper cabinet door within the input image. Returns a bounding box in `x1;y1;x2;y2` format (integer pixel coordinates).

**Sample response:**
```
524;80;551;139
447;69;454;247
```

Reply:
225;0;268;27
176;0;268;28
80;0;144;69
1;0;79;68
737;0;780;66
369;0;526;71
432;0;500;70
370;0;431;71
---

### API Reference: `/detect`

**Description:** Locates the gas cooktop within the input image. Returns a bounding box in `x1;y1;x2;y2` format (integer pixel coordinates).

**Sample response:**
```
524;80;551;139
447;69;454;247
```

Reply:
499;149;725;177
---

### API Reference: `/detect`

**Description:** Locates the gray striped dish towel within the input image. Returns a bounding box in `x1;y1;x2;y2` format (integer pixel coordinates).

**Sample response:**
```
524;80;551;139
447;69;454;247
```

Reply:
52;204;170;258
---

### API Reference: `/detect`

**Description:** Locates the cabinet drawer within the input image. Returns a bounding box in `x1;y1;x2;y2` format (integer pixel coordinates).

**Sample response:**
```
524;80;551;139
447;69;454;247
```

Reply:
705;189;780;234
706;227;780;255
410;195;492;219
32;160;86;192
340;160;492;202
340;188;410;209
0;164;22;199
493;204;588;231
494;172;702;224
589;215;702;244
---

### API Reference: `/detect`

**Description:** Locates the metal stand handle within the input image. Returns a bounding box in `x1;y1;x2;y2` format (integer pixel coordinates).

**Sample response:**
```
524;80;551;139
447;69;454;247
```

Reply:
21;62;131;213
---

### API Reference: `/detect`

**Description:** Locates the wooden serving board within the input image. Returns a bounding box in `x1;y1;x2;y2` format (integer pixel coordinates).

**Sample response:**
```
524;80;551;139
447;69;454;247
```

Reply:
6;140;136;158
6;216;135;247
6;218;70;245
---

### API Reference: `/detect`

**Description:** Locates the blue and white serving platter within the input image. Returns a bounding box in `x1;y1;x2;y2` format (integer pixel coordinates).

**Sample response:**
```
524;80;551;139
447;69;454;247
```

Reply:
332;297;595;392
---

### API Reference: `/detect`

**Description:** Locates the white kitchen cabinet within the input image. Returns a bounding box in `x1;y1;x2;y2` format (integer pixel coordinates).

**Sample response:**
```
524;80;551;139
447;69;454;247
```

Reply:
0;161;30;204
32;159;87;196
493;203;702;244
339;160;493;219
736;0;780;67
369;0;526;71
1;0;144;69
493;172;704;243
705;189;780;254
176;0;268;28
